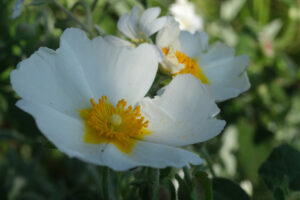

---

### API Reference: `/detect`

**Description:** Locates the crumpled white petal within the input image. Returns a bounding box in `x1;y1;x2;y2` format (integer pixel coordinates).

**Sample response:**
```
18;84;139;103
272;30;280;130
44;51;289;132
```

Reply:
104;35;134;47
139;7;167;37
58;28;161;106
197;42;250;101
179;30;209;58
11;28;161;114
140;74;226;146
118;6;167;41
117;6;140;39
10;47;93;119
156;17;181;49
100;140;202;170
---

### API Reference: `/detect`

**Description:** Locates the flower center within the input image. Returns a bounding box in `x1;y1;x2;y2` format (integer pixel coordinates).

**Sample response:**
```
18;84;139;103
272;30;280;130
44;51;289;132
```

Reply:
162;47;209;84
80;96;150;154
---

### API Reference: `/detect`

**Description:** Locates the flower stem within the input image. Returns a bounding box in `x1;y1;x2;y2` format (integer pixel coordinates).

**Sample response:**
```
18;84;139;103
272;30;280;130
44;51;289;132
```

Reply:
151;168;160;200
183;167;192;184
201;146;216;177
51;0;95;36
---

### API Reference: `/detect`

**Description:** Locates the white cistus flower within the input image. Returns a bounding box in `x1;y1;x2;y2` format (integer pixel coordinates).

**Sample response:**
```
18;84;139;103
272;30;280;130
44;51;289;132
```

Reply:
11;28;225;171
156;17;250;102
117;6;167;43
170;0;203;33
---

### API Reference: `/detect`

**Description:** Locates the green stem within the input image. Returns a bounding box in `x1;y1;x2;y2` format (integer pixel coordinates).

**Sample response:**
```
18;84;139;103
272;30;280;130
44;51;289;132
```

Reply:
183;167;192;184
201;146;216;178
91;0;99;11
151;169;160;200
51;0;95;36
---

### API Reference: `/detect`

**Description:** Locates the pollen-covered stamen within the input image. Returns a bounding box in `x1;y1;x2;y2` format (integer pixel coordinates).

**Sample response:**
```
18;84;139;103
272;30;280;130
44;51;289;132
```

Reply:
80;96;150;153
162;47;209;84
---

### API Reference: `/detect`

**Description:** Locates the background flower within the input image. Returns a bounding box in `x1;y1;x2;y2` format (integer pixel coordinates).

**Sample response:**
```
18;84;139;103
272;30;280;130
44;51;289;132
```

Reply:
170;0;203;33
117;6;167;43
157;18;250;102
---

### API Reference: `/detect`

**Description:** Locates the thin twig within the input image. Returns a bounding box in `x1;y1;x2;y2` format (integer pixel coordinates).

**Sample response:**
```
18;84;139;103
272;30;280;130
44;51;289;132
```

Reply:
51;0;95;36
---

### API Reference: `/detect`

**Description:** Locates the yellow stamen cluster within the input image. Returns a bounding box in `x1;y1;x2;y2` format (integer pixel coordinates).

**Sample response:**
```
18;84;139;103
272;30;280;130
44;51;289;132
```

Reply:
162;47;209;84
80;96;150;153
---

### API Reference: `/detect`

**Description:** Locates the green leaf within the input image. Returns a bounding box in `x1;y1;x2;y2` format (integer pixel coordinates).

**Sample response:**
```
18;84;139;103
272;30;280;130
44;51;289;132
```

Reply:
159;179;176;200
176;174;191;200
212;178;250;200
192;171;212;200
259;144;300;198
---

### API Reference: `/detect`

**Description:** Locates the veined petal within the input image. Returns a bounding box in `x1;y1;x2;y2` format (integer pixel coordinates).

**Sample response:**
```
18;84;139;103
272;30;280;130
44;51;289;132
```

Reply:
104;35;133;47
59;28;160;106
139;7;167;37
179;30;209;58
207;72;250;102
10;46;93;119
117;6;140;39
140;74;226;146
16;99;96;157
140;7;161;25
145;16;168;37
101;140;202;170
117;14;136;39
198;42;250;101
17;99;141;170
124;140;203;169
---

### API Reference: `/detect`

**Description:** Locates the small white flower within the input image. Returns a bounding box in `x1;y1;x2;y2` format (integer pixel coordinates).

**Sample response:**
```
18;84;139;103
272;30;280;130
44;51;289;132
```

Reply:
157;18;250;102
258;19;282;58
117;6;167;43
11;28;225;171
170;0;203;33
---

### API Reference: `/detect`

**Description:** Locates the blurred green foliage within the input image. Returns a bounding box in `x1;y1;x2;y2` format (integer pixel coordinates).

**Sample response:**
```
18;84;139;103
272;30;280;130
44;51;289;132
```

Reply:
0;0;300;199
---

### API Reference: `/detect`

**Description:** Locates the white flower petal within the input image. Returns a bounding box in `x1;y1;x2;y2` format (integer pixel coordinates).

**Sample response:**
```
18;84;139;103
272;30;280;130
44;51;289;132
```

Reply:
117;14;136;39
104;35;133;47
126;140;203;168
140;74;226;146
102;141;203;170
179;30;209;58
117;6;140;39
17;99;94;157
146;16;168;37
140;7;161;25
139;7;167;37
10;46;93;119
156;17;181;48
17;99;141;170
198;42;250;101
207;72;250;102
59;28;160;106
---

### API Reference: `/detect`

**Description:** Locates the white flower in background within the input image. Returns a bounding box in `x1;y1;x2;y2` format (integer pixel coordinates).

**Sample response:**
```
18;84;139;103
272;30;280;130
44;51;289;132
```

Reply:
240;180;253;196
220;126;239;176
258;19;282;58
170;0;203;33
11;28;225;171
156;17;250;102
117;6;167;43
